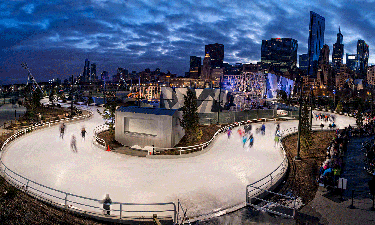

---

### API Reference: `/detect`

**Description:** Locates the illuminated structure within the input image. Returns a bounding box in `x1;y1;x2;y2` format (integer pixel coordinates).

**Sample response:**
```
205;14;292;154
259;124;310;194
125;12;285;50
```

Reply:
90;63;97;82
308;11;325;76
201;53;212;80
261;38;298;73
332;27;344;70
83;59;90;83
357;39;369;78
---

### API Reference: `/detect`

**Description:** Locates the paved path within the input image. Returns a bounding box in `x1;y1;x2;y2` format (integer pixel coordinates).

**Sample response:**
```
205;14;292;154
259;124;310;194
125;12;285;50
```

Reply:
0;105;356;221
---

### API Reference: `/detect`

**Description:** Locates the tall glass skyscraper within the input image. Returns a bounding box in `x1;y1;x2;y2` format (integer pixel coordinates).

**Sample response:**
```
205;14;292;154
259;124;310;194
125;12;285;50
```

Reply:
357;39;369;78
308;11;325;77
261;38;298;73
205;43;224;68
332;27;344;70
83;59;90;82
346;53;358;72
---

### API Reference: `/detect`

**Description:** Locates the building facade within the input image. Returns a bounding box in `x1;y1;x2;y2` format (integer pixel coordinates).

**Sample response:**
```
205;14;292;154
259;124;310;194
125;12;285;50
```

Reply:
189;56;201;79
83;59;90;83
201;53;212;80
205;43;224;68
367;65;375;86
332;28;344;70
308;11;325;77
299;54;309;75
261;38;298;73
115;107;184;148
90;63;97;82
346;53;358;72
357;40;369;78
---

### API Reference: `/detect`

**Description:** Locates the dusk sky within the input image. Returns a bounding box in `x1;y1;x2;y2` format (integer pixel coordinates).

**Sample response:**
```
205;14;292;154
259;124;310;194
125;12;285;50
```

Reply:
1;0;375;85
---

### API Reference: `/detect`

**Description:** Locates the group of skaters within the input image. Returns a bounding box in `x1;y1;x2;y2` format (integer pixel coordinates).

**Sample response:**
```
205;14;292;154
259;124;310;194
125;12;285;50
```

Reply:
59;123;87;153
226;122;282;148
314;112;337;130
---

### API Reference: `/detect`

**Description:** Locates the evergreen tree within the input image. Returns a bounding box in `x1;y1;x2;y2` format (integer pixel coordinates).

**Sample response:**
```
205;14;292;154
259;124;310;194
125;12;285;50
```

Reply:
355;104;364;128
31;88;43;110
49;88;56;106
335;101;343;113
97;91;117;138
300;98;313;151
180;88;200;143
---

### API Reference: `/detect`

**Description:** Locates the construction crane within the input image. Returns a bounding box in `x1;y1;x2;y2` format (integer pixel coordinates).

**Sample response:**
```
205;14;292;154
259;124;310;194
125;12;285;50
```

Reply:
21;62;42;92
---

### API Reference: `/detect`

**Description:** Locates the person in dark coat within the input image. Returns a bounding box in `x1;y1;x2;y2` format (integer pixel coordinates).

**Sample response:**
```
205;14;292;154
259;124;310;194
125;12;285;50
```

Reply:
101;194;112;215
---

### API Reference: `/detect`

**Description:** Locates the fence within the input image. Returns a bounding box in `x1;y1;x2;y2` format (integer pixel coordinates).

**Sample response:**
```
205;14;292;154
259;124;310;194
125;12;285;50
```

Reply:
93;124;109;149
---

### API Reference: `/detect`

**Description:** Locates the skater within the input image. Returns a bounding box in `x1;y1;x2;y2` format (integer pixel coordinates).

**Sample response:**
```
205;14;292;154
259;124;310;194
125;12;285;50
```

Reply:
227;127;232;139
275;122;280;135
81;127;87;140
71;135;77;152
261;123;266;135
100;194;112;215
320;123;325;130
242;134;248;147
274;130;281;147
249;134;254;148
60;123;65;139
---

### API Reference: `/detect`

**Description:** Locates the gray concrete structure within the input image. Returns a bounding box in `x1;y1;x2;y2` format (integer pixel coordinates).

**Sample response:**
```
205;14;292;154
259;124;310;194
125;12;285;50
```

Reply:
115;106;185;148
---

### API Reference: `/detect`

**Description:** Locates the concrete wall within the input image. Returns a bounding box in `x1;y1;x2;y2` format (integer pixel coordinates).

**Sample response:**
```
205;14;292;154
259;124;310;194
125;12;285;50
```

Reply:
115;111;184;148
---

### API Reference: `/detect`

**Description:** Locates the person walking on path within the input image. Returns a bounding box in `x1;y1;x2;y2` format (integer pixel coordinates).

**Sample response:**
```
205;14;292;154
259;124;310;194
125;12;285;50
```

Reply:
81;127;87;140
71;135;77;152
60;123;65;139
100;194;112;215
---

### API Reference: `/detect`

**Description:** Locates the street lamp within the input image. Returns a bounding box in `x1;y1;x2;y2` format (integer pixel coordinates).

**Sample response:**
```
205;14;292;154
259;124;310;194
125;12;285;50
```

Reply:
295;84;303;161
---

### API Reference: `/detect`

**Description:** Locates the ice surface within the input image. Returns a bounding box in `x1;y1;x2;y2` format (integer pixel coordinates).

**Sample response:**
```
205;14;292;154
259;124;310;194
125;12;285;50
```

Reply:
0;104;356;219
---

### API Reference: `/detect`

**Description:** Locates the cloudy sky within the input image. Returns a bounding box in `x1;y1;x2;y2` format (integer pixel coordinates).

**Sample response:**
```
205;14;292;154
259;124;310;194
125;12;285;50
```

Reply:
1;0;375;85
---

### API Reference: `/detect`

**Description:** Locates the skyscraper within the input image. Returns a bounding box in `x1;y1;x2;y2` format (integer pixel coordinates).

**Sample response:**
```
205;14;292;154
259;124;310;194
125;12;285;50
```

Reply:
261;38;298;73
299;54;309;75
201;53;212;80
357;39;369;78
332;27;344;70
205;43;224;68
346;53;358;72
83;59;90;82
319;44;330;65
189;56;201;79
308;11;325;76
90;63;96;82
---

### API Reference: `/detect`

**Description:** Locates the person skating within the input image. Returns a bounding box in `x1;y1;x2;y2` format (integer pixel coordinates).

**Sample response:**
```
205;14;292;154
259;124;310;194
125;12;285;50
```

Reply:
249;134;254;148
71;135;77;152
100;194;112;216
261;123;266;135
60;123;65;139
227;127;232;139
242;134;248;147
81;127;87;140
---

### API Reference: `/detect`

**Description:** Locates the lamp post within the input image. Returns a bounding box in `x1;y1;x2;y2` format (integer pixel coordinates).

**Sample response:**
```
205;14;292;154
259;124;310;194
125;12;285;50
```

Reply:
295;84;303;161
217;75;222;125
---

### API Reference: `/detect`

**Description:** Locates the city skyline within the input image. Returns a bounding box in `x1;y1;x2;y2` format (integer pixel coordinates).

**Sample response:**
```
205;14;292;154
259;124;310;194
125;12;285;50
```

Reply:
1;0;375;84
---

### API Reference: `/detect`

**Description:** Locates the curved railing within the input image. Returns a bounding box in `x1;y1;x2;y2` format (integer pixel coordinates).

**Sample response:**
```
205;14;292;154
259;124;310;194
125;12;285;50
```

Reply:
93;124;109;149
0;161;177;221
1;109;93;152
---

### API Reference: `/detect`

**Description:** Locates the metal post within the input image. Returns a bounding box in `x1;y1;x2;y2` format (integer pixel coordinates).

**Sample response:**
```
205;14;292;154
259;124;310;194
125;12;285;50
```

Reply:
348;190;355;209
119;204;122;219
26;180;30;191
64;193;68;208
295;86;303;161
173;202;177;223
177;199;180;223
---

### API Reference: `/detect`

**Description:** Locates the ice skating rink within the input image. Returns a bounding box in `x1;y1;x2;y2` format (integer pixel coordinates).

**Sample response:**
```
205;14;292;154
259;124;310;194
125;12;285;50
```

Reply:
0;104;356;219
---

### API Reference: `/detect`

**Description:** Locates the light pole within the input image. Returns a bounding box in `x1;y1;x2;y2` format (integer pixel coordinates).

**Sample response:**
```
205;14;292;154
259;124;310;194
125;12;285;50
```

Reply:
295;84;303;161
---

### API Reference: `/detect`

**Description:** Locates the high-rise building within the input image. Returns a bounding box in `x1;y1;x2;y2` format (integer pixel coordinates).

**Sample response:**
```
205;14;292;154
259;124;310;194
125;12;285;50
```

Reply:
308;11;325;76
201;53;212;80
319;44;330;65
189;56;201;79
205;43;224;68
83;59;90;82
261;38;298;73
332;27;344;70
357;39;369;78
346;53;358;72
367;65;375;86
90;63;96;82
299;54;309;75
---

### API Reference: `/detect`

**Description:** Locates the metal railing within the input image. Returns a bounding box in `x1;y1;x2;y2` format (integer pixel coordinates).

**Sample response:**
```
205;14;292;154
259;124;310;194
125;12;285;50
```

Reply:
0;160;177;221
245;126;298;218
93;124;109;149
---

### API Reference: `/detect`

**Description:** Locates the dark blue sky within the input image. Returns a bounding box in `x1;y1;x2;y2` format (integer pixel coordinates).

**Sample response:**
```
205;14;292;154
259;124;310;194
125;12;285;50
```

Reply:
1;0;374;85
